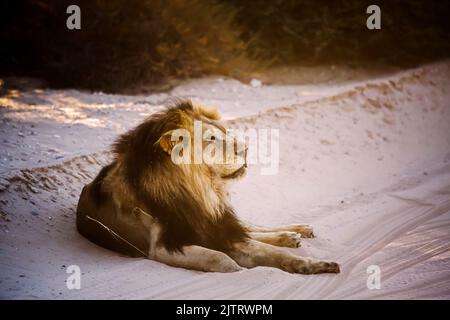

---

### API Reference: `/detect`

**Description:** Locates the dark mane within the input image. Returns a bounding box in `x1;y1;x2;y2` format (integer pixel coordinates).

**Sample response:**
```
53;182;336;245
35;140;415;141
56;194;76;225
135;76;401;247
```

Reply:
112;100;194;156
112;100;248;253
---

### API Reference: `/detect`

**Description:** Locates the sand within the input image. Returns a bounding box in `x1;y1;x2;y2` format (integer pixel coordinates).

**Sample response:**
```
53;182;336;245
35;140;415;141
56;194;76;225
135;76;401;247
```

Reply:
1;61;449;299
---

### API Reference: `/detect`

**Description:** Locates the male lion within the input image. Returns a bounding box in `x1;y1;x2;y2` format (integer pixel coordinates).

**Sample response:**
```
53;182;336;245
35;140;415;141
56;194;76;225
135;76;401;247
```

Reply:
76;100;340;274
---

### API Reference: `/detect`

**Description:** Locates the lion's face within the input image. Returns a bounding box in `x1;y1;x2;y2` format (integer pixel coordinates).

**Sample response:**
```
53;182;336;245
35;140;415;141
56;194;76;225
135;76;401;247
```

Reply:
158;102;247;181
199;121;248;180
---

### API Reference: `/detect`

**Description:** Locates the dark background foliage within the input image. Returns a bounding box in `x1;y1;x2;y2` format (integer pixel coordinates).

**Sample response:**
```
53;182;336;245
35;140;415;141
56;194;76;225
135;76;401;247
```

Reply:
1;0;449;92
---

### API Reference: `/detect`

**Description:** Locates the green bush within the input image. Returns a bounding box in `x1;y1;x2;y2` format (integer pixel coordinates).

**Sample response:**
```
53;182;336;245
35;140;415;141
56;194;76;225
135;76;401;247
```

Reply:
230;0;450;66
0;0;247;91
1;0;449;92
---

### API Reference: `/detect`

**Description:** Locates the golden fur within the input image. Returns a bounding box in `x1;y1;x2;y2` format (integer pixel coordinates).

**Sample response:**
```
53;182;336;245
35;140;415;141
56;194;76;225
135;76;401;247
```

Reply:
76;100;340;274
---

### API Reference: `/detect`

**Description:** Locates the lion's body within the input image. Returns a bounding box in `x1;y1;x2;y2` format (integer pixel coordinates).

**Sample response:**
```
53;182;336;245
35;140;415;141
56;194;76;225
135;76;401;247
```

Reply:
77;163;149;257
76;101;340;274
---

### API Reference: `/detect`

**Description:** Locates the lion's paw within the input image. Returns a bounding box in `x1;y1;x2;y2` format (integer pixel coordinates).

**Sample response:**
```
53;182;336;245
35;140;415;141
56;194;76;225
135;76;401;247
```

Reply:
277;231;302;248
287;225;315;238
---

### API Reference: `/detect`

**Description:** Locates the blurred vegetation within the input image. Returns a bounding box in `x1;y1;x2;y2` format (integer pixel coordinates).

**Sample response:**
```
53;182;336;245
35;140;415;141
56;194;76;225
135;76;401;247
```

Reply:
231;0;450;66
1;0;449;92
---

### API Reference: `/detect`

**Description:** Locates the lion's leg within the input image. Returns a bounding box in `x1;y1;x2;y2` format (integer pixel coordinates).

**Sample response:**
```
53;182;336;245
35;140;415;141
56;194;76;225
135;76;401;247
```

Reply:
132;208;242;273
249;231;301;248
245;223;315;238
227;239;339;274
151;245;242;273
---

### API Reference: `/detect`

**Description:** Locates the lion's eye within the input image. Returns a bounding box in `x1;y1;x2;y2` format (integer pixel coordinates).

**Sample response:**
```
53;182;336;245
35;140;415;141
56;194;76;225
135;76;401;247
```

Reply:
211;135;216;141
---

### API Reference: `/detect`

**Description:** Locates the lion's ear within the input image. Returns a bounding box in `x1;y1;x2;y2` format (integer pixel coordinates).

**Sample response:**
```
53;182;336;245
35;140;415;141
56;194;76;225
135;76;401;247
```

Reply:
157;131;177;155
194;104;221;120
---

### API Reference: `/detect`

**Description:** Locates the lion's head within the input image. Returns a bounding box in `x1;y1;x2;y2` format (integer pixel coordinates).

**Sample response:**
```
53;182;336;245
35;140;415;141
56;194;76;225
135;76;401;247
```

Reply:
113;100;247;224
156;101;248;180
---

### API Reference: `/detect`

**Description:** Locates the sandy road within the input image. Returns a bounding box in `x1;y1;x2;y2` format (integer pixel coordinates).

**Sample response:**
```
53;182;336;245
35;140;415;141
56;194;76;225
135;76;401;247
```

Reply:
1;61;449;299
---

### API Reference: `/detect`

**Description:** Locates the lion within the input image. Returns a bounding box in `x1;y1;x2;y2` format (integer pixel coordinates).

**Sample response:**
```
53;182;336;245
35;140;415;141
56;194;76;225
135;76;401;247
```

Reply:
76;100;340;274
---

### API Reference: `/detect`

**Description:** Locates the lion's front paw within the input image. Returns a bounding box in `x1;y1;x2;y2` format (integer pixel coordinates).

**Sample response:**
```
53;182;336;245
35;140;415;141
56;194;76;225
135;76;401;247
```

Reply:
276;231;302;248
288;225;315;238
308;261;340;274
317;261;340;273
288;260;340;274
